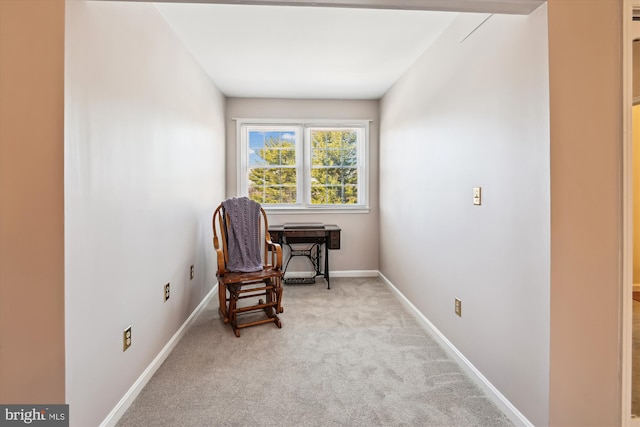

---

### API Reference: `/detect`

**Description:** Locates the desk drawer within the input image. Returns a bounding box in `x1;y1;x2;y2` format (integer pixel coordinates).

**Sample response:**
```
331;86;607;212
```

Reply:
328;230;340;249
285;230;326;238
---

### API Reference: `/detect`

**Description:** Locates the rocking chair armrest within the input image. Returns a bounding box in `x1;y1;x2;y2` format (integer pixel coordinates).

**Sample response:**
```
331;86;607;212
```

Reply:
266;240;283;270
215;247;226;276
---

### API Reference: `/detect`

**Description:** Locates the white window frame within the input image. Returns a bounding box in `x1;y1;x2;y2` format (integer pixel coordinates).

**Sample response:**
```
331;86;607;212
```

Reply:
237;119;370;213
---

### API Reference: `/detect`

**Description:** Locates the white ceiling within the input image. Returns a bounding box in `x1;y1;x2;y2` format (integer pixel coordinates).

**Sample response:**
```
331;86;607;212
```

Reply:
154;3;460;99
151;0;544;99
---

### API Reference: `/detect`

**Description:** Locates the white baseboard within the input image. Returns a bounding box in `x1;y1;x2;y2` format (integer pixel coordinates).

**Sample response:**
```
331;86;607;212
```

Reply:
332;269;379;277
284;270;379;279
100;285;218;427
377;272;534;427
284;270;378;279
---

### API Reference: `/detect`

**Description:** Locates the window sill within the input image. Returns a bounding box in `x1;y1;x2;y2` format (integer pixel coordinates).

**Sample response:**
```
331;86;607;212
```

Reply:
264;207;370;215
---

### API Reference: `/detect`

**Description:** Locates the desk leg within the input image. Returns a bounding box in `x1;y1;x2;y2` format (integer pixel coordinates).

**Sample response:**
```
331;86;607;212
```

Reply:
324;241;330;289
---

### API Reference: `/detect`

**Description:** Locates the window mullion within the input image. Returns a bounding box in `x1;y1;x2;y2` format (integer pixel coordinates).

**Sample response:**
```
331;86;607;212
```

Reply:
302;126;311;207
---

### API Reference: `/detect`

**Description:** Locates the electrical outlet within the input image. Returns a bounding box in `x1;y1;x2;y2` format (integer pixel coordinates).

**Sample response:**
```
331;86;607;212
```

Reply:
164;283;170;302
455;298;462;317
123;326;132;351
473;187;482;205
190;265;194;280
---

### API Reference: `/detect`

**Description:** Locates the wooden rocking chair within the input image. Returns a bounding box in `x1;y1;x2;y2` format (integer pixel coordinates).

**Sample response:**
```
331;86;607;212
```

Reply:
212;197;283;337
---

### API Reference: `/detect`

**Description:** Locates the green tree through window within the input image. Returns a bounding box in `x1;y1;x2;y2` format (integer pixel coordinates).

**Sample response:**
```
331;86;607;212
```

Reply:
241;122;366;208
310;129;358;205
248;135;297;204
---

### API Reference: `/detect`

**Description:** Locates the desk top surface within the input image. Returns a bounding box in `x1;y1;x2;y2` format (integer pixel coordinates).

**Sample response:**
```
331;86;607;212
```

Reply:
269;223;340;232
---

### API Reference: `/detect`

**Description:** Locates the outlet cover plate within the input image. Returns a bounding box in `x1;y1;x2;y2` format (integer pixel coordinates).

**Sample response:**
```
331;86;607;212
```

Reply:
123;326;132;351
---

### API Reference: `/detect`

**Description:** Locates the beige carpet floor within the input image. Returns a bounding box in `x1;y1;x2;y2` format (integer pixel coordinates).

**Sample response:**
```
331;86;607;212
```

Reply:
116;277;513;427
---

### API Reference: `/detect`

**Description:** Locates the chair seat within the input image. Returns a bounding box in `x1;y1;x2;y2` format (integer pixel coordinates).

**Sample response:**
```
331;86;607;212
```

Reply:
219;268;283;285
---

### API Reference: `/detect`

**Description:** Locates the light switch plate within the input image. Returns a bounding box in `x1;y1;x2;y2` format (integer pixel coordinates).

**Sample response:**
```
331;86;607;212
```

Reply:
473;187;482;205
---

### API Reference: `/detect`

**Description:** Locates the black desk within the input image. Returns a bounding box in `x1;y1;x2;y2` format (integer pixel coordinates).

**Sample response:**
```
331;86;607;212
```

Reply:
268;223;341;289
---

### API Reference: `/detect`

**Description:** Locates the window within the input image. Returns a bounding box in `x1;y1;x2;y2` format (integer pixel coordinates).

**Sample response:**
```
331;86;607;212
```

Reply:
238;120;368;211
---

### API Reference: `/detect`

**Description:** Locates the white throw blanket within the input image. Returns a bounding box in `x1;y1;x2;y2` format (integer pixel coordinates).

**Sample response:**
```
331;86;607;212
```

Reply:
221;197;262;273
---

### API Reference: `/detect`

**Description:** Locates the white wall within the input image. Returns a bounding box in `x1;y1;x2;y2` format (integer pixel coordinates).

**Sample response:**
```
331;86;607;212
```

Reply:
379;7;550;427
64;2;226;425
225;98;380;274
